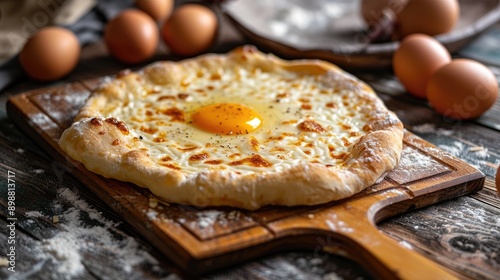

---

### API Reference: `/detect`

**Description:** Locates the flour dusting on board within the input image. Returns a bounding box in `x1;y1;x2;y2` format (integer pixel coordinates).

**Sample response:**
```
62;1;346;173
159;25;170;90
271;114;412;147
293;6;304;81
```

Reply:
387;146;451;182
398;146;445;171
196;210;224;229
326;213;354;233
39;92;90;121
17;188;166;279
399;240;413;249
183;209;248;230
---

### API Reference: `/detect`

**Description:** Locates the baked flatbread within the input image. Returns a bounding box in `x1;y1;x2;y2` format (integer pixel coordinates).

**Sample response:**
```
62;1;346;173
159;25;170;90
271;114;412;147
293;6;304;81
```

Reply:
59;46;404;210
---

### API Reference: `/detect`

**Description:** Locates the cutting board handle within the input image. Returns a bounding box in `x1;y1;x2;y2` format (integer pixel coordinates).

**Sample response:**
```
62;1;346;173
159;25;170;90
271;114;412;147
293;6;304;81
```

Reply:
321;224;457;280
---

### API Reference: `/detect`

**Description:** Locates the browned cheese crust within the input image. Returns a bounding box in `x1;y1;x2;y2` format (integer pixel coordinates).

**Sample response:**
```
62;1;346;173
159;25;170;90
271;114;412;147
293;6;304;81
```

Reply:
59;46;404;210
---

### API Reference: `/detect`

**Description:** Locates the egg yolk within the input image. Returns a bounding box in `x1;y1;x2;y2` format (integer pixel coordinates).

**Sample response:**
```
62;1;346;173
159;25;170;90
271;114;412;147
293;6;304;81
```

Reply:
192;103;262;134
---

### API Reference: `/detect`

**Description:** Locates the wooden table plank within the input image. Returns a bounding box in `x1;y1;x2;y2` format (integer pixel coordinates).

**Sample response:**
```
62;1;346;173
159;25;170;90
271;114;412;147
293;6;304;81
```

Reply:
0;107;178;279
379;196;500;279
471;178;500;208
0;218;99;280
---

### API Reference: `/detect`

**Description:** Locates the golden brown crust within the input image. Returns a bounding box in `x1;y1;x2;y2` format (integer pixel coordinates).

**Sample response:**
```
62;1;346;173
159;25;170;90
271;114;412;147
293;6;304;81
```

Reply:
59;46;404;210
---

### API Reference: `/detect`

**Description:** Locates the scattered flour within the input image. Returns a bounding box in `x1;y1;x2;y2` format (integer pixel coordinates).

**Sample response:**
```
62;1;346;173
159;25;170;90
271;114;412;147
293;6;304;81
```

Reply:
196;210;224;229
34;91;91;127
16;188;162;279
469;147;489;159
42;225;84;277
25;211;44;218
146;209;159;220
323;272;343;280
411;123;436;133
412;123;453;136
439;141;466;157
399;240;413;250
325;213;354;233
438;141;493;172
185;210;246;229
398;146;444;171
388;146;450;181
408;123;497;171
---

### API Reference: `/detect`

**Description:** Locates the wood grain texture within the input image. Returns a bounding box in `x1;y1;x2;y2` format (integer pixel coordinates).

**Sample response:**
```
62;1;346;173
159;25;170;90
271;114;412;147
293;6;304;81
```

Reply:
0;134;175;280
4;76;486;279
380;196;500;279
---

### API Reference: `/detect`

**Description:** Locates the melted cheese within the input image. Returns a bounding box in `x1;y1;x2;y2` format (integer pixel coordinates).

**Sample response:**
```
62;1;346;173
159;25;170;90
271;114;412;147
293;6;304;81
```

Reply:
105;65;373;175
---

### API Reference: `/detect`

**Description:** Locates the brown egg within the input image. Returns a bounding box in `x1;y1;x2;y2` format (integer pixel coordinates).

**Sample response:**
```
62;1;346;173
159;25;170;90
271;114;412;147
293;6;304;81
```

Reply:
427;59;498;120
162;4;218;57
396;0;459;38
393;34;451;99
19;27;80;81
105;9;159;64
136;0;173;21
360;0;407;25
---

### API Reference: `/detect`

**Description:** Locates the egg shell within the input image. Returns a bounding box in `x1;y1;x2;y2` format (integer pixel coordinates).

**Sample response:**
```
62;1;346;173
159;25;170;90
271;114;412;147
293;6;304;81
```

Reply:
105;9;159;64
427;59;498;120
19;27;80;81
136;0;173;21
393;34;451;99
162;4;218;57
397;0;459;38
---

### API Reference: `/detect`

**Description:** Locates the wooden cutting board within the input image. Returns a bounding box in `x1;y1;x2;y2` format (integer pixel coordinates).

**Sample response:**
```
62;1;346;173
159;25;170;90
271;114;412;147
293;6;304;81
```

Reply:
7;78;484;279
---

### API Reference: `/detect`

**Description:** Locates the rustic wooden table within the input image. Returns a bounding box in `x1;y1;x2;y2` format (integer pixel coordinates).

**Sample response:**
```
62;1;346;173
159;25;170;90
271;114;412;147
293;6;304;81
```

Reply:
1;18;499;280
